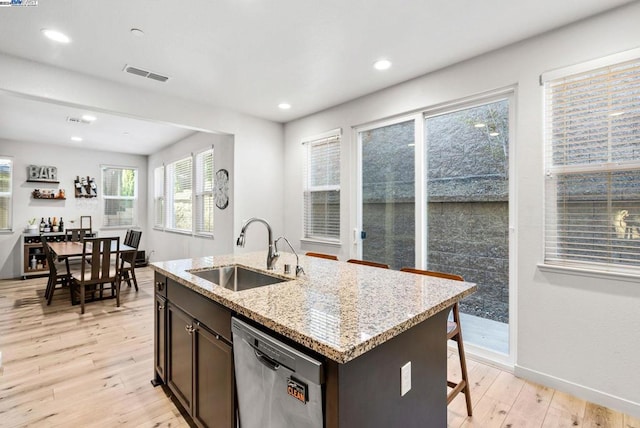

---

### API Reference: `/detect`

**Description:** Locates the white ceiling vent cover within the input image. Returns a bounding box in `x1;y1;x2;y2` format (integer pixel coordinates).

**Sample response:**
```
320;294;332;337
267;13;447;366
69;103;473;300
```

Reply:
67;116;91;124
123;65;169;83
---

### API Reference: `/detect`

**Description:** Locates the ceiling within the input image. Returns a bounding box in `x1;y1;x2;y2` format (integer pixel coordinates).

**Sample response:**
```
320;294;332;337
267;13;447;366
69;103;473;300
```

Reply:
0;0;634;154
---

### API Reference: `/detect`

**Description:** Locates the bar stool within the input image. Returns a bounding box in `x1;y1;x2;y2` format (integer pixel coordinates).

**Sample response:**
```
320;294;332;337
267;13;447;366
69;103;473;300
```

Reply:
400;267;473;416
346;259;390;269
305;252;338;261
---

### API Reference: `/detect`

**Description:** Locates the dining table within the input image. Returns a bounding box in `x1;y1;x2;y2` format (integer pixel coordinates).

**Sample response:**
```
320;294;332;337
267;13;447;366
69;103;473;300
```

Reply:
48;240;135;259
47;240;136;305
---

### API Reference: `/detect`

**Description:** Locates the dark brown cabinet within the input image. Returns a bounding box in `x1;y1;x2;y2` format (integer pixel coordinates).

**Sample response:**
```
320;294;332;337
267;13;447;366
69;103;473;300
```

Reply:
153;274;235;428
152;273;167;386
153;293;167;384
193;320;234;428
167;303;194;412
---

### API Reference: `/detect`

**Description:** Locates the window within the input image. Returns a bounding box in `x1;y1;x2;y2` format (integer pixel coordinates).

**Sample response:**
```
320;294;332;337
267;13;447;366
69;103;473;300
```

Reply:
0;157;12;231
165;156;193;232
543;54;640;272
154;166;164;228
303;131;341;242
102;166;137;227
195;148;214;235
157;148;216;235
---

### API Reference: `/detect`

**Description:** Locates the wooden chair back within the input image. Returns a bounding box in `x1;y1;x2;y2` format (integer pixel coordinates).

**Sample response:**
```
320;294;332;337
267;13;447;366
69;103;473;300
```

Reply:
125;229;142;248
346;258;390;269
80;215;92;233
121;229;142;263
399;267;463;282
66;228;90;242
79;237;120;286
306;252;338;261
41;236;57;277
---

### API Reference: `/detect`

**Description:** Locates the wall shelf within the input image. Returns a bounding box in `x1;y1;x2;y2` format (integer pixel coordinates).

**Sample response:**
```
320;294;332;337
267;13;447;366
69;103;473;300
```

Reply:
32;196;66;200
26;179;60;184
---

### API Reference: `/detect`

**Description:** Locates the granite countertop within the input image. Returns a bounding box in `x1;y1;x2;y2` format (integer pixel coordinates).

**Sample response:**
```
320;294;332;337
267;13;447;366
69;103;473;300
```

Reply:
150;251;476;364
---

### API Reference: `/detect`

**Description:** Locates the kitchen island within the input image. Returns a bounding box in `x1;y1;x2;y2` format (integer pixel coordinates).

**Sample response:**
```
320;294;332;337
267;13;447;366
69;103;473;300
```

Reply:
151;252;476;428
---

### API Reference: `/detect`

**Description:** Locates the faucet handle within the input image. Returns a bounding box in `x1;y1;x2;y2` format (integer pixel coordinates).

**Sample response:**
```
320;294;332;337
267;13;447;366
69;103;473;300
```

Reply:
295;265;305;277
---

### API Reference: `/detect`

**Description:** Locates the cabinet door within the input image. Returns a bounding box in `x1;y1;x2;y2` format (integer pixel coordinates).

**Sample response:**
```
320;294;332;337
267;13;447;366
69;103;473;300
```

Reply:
167;303;194;413
153;294;167;385
193;323;235;428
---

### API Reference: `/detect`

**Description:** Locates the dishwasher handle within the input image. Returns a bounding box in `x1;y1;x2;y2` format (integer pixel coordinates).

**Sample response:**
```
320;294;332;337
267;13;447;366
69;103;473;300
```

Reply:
254;349;280;371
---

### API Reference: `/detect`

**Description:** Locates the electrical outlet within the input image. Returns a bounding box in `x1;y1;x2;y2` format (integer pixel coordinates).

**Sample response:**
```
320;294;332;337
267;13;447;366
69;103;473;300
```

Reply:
401;361;411;396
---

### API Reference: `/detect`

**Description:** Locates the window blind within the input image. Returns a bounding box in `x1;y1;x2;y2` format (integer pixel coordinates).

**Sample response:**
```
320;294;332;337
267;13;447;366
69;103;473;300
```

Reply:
0;157;12;231
154;166;164;228
544;56;640;272
195;148;214;235
102;166;137;227
165;156;192;232
303;133;341;241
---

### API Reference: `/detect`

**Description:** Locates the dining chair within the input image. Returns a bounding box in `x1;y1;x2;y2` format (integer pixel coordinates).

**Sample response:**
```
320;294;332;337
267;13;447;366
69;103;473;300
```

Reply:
400;267;472;416
119;229;142;291
71;237;121;314
346;258;390;269
65;228;90;242
41;237;71;305
305;252;339;261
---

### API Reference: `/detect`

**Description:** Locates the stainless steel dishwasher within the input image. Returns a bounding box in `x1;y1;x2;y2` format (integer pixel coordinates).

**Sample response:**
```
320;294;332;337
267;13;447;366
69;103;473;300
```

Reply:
232;317;324;428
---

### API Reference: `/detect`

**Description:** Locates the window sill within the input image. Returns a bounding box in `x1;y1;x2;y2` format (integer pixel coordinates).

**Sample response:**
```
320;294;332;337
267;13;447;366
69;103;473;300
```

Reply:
154;227;214;239
537;263;640;283
300;238;341;248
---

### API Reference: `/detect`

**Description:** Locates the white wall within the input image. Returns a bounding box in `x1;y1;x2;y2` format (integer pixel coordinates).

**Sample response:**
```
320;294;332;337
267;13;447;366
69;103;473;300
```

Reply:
0;138;147;279
0;52;285;263
283;2;640;417
146;131;236;261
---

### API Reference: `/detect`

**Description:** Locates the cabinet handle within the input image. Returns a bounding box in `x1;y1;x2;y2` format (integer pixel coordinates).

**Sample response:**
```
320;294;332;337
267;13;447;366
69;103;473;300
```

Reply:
156;281;165;291
158;305;165;310
185;325;195;335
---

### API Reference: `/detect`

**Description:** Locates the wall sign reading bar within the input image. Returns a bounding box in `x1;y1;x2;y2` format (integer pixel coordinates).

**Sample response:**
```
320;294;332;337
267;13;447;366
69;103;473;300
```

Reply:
27;165;59;183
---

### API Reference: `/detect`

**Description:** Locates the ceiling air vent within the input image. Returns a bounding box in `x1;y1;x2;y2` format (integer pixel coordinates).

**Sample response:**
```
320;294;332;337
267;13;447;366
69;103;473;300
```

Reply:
67;116;91;124
123;64;169;83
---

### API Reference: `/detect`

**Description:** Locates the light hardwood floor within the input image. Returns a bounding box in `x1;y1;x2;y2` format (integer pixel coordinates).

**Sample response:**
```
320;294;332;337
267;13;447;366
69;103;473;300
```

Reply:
1;268;638;427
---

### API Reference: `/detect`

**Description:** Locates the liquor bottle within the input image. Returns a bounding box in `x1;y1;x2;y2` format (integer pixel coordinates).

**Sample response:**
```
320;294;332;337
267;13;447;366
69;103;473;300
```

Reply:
44;217;51;233
39;217;45;233
59;217;64;233
52;217;59;233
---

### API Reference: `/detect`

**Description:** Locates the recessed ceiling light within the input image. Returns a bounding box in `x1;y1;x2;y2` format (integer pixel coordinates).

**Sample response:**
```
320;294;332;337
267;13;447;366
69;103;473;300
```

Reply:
130;28;145;37
71;136;83;142
489;132;500;137
81;114;97;122
474;123;486;128
41;29;70;44
609;111;625;117
373;59;392;71
278;103;291;110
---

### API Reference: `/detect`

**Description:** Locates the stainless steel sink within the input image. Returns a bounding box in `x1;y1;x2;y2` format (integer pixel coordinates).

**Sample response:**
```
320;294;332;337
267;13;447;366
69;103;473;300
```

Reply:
189;265;287;291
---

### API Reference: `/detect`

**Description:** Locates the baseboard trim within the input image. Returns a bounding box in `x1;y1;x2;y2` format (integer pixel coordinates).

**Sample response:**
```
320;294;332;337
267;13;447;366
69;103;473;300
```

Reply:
515;365;640;418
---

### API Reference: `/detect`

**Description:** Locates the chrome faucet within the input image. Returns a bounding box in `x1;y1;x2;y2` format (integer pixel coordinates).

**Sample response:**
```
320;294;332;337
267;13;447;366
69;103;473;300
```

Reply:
236;217;279;270
275;236;305;277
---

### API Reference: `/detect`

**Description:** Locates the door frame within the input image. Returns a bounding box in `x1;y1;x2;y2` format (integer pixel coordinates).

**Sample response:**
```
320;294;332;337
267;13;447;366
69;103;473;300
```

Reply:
352;113;422;263
351;87;517;368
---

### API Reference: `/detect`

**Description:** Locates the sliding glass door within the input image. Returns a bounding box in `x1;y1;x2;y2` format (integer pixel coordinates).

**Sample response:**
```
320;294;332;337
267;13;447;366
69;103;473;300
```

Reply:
356;95;512;357
424;99;510;355
359;119;416;269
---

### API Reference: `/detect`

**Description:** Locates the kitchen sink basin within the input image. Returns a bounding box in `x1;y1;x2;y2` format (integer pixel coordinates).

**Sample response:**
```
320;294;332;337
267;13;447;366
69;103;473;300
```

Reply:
189;265;287;291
